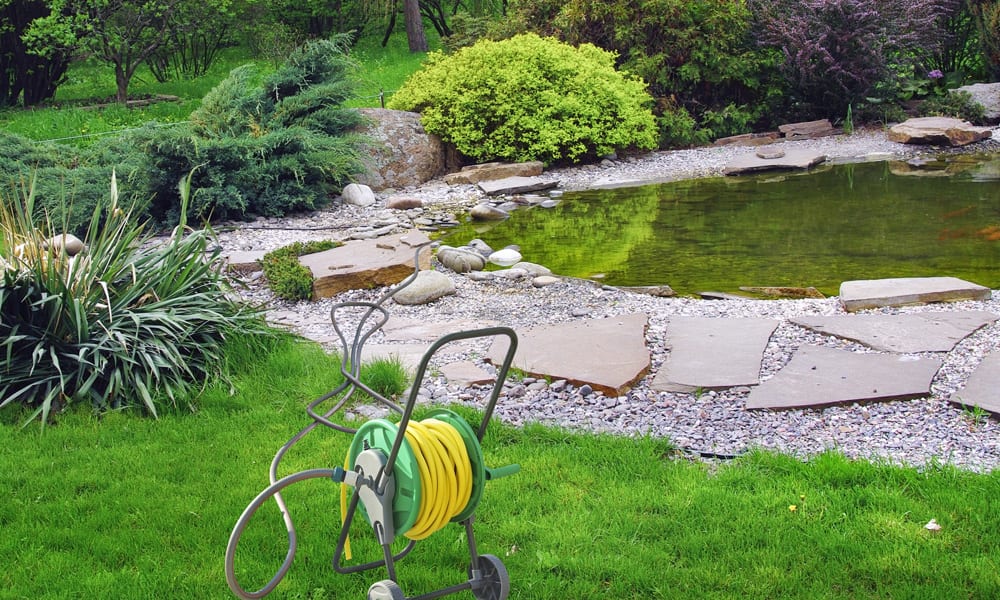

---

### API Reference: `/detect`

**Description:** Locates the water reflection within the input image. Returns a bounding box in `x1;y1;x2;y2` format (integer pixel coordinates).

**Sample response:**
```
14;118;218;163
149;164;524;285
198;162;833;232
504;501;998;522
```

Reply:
440;160;1000;295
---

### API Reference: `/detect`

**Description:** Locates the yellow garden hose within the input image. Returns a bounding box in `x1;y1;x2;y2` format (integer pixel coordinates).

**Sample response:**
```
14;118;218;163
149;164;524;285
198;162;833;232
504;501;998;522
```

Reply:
341;417;474;558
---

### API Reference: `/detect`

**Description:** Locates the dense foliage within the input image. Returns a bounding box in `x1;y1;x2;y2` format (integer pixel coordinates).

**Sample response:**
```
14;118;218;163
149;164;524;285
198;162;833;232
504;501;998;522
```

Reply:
388;33;657;164
501;0;784;144
0;131;145;234
489;0;997;142
0;174;270;424
130;37;367;224
751;0;959;119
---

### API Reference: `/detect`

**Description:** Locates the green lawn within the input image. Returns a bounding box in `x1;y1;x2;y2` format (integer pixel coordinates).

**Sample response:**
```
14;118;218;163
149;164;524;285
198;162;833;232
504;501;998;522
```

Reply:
0;32;436;146
1;337;998;599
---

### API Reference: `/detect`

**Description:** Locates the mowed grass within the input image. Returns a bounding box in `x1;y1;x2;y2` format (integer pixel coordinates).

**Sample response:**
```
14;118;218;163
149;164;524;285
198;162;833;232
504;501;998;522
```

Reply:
1;336;998;599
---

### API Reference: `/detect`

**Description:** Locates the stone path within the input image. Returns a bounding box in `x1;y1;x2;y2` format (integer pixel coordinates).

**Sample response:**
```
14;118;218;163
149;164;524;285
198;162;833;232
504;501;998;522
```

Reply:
346;277;1000;417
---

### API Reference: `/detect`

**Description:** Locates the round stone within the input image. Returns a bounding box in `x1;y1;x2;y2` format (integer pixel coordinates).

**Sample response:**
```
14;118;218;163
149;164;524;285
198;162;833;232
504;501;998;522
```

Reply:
756;148;786;160
488;247;522;267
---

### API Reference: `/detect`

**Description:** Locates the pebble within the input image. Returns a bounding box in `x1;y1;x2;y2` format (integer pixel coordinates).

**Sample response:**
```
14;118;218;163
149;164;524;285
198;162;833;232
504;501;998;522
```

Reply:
216;128;1000;473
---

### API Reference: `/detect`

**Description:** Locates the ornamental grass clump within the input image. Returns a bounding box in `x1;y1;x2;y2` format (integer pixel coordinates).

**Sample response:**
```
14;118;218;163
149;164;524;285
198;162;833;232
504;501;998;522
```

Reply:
0;172;270;425
388;33;658;165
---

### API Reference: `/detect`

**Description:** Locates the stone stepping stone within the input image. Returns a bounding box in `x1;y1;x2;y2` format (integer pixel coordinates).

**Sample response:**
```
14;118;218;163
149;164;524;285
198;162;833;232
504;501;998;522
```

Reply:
477;176;559;196
949;350;1000;415
486;313;650;396
839;276;991;312
722;147;827;175
223;250;265;273
439;361;496;386
298;231;431;299
381;316;501;342
650;317;779;392
791;311;998;353
746;345;942;410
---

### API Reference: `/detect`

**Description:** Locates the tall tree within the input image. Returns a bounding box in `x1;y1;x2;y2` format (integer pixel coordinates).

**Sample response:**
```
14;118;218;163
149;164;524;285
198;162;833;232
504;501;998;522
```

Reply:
0;0;78;106
403;0;427;51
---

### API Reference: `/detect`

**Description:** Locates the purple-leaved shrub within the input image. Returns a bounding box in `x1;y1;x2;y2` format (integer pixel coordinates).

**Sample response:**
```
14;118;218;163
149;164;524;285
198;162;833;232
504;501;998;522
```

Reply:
751;0;953;118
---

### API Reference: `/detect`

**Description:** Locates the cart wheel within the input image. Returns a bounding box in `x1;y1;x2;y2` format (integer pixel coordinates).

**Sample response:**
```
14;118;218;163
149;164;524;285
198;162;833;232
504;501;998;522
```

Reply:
471;554;510;600
368;579;405;600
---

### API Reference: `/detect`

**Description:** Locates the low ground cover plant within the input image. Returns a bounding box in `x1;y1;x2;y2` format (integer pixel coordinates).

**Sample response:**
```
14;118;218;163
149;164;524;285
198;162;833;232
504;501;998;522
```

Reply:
261;240;339;301
388;33;658;165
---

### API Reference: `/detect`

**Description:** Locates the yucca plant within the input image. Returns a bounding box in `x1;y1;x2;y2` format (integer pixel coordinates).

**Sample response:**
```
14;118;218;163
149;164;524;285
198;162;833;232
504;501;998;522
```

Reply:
0;171;270;425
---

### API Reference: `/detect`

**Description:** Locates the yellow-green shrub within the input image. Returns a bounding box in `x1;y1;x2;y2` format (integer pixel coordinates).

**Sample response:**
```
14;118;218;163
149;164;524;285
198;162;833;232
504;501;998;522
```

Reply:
388;33;657;165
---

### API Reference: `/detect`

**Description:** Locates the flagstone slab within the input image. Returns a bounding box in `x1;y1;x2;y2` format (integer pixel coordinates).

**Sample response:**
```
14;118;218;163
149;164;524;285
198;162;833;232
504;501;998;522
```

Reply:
949;350;1000;415
486;313;650;396
746;345;942;410
381;316;500;342
477;176;559;196
299;231;432;299
439;361;496;386
650;317;779;392
722;147;827;175
791;311;998;353
839;276;991;312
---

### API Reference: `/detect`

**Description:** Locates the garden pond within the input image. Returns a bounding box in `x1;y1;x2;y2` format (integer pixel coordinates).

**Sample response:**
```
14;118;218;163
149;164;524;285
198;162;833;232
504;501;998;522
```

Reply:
440;156;1000;297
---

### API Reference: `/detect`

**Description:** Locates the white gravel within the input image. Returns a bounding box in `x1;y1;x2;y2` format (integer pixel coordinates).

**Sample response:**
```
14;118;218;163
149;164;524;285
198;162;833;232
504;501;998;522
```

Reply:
217;129;1000;473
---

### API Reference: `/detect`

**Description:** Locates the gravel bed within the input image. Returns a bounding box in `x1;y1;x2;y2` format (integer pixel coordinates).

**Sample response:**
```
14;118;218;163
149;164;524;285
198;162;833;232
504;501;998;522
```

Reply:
218;129;1000;473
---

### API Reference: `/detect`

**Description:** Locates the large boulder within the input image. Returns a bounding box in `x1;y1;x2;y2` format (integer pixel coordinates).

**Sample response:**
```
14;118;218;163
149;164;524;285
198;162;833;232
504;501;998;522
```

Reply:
353;108;448;190
887;116;992;147
952;82;1000;123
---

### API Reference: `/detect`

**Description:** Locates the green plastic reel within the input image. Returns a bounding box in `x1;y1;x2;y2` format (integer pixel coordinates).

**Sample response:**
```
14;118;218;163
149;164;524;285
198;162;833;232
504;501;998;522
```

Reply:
347;410;488;538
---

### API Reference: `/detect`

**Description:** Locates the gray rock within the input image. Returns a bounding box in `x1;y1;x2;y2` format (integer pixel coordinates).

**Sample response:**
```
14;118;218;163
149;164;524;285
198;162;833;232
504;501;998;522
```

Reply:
435;245;487;273
489;248;522;266
354;108;447;190
791;311;999;353
839;276;992;312
952;82;1000;123
512;261;552;276
532;275;561;287
949;350;1000;414
44;233;85;256
466;271;496;282
341;183;377;207
755;147;786;159
467;239;494;257
386;196;423;210
723;148;827;175
299;230;432;299
469;203;509;221
887;117;992;147
478;176;560;196
746;345;942;410
443;161;544;185
651;316;779;392
486;313;650;396
391;269;456;305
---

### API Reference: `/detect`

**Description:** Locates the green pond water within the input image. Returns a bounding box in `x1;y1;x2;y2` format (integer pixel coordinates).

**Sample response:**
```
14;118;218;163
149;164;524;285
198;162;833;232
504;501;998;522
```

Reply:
439;158;1000;296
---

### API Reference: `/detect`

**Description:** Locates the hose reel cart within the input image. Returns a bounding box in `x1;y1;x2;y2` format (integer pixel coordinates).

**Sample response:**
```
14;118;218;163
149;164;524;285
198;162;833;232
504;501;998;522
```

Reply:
225;254;521;600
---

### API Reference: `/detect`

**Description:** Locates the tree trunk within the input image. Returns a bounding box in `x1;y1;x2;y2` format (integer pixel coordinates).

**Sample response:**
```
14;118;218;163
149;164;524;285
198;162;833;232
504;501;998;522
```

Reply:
403;0;428;52
115;65;130;103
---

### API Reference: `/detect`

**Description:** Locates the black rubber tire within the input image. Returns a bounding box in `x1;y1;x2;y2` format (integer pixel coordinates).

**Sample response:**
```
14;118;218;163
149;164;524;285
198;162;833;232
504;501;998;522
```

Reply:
471;554;510;600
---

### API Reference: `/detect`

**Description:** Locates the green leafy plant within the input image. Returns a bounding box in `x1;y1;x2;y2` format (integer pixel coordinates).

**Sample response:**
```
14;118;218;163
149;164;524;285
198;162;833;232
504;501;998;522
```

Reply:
918;89;987;123
260;240;339;301
0;171;271;424
388;33;658;165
